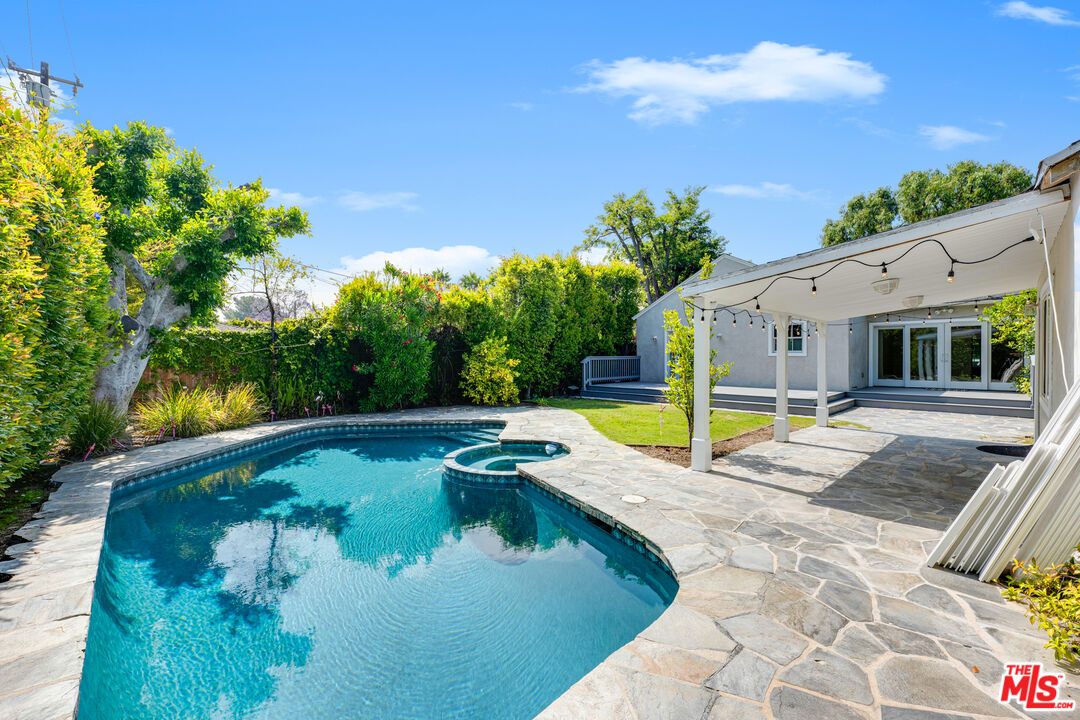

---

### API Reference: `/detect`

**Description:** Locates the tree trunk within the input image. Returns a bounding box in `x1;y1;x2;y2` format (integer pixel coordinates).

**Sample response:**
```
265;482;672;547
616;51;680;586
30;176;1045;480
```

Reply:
93;283;190;411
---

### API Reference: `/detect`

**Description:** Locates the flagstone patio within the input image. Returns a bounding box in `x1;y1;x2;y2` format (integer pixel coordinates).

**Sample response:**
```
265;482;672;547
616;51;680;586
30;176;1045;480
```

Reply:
0;404;1075;719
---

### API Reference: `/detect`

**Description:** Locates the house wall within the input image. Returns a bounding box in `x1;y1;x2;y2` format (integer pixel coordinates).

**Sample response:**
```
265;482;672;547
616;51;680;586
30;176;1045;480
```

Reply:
636;255;754;384
1036;193;1078;433
637;300;863;391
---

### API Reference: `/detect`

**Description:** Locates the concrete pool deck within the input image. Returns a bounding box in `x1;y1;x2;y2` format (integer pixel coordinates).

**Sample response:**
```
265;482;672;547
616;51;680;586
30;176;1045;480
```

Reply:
0;406;1076;719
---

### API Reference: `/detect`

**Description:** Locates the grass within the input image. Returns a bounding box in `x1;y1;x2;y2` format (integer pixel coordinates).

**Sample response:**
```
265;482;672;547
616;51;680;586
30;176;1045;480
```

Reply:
544;398;817;446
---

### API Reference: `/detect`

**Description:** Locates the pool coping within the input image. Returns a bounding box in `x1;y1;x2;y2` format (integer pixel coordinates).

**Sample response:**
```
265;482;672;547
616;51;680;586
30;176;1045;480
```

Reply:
1;405;1066;719
0;406;679;719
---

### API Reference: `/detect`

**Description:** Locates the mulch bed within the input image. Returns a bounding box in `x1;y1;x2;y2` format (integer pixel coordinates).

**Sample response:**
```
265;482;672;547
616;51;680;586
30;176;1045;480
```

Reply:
628;424;780;468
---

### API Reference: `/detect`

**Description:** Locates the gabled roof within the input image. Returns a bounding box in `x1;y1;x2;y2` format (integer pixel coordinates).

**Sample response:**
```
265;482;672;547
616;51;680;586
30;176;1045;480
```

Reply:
632;253;755;320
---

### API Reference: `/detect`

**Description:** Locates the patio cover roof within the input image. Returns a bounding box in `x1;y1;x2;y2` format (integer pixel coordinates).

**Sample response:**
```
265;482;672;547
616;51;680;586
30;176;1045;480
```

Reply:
680;188;1070;322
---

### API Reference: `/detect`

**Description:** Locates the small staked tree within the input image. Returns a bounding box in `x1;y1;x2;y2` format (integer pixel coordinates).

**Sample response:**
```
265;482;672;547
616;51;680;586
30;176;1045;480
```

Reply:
661;306;732;448
230;253;313;413
83;121;310;410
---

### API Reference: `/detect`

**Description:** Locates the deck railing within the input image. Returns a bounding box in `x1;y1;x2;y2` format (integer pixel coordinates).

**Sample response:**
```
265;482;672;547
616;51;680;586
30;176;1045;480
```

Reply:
581;355;640;389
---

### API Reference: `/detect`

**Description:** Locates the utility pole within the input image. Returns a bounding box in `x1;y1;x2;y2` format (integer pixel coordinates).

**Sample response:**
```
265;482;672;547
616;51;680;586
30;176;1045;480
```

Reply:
6;59;82;108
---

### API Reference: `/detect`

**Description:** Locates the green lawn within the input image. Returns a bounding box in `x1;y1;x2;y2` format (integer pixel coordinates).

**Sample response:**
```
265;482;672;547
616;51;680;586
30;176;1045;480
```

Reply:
544;398;816;446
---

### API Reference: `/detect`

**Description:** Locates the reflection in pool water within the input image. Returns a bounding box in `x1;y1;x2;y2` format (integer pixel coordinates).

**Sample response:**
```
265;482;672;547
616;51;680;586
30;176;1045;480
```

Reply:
79;428;676;720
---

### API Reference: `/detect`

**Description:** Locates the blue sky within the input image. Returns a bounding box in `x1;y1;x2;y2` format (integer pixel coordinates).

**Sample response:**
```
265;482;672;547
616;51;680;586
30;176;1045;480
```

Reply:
2;1;1078;301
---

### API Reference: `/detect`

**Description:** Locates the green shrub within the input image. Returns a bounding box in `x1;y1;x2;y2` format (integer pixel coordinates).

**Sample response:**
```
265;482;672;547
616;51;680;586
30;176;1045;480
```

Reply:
461;336;520;405
133;386;218;438
331;266;439;411
0;95;113;490
68;401;128;457
1004;549;1080;662
215;383;268;430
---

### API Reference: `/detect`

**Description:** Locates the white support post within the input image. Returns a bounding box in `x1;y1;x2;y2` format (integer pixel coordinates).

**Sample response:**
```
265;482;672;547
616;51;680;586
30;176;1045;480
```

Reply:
816;321;829;428
774;312;790;442
690;305;713;471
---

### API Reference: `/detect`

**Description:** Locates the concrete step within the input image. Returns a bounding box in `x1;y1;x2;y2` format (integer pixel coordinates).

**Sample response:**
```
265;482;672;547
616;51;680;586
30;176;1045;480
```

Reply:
585;385;844;407
846;389;1032;409
581;387;854;417
850;397;1033;418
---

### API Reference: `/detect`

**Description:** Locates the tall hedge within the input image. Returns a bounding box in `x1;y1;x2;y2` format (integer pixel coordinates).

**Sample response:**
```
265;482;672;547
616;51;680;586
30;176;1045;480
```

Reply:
0;98;113;489
144;254;643;410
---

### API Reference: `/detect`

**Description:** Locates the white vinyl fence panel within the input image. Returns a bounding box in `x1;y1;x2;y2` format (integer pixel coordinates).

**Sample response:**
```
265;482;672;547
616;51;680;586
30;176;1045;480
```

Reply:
928;380;1080;580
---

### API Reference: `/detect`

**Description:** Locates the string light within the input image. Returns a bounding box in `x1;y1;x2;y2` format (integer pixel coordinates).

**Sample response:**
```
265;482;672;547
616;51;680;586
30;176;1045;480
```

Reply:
731;316;736;328
683;234;1031;329
849;326;853;334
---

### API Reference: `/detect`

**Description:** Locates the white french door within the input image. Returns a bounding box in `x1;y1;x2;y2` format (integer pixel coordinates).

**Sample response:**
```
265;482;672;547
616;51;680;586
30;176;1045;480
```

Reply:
870;320;993;390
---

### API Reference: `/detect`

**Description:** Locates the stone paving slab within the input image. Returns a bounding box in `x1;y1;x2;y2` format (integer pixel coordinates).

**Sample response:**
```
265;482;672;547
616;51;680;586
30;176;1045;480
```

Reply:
0;404;1076;719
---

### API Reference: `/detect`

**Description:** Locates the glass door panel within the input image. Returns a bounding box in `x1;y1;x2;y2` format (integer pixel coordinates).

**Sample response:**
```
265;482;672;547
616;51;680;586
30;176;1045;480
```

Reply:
989;326;1022;389
908;326;940;385
949;325;983;386
875;328;904;385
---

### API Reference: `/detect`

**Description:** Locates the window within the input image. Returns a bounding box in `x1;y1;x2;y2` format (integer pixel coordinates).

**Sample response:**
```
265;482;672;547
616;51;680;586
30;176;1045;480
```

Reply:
768;320;807;356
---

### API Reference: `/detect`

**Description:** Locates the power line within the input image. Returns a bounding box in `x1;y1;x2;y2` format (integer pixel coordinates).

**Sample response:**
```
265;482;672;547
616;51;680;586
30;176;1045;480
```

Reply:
25;0;33;67
57;0;78;79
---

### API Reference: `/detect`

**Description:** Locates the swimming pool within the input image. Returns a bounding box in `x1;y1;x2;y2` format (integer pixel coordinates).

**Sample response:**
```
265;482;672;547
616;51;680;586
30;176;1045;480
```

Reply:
78;425;677;720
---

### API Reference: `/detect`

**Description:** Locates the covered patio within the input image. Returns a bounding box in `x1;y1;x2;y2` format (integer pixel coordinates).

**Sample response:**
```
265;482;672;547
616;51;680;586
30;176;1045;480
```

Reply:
679;185;1072;472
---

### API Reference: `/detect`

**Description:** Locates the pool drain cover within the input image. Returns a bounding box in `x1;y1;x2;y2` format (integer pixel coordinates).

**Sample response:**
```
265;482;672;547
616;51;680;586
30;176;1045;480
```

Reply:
621;494;648;504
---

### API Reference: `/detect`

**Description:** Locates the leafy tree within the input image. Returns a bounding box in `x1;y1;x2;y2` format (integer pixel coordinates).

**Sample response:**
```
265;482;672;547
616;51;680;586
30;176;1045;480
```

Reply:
981;289;1036;394
821;161;1033;246
661;306;731;448
430;268;452;284
897;161;1033;224
83;121;310;411
582;186;725;303
820;188;898;247
458;271;485;290
230;254;313;412
0;98;113;488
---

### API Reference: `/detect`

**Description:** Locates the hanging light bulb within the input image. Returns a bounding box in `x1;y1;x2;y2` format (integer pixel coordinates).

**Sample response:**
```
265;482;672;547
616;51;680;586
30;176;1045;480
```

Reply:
974;302;979;314
754;298;761;311
885;314;890;324
749;317;754;328
712;314;717;325
811;279;817;296
849;326;853;335
881;262;888;279
947;262;955;283
731;316;736;328
761;321;766;332
927;308;932;319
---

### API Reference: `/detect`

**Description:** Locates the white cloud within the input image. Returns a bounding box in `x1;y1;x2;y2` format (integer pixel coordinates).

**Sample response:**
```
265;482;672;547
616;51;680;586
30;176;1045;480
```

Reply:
576;247;609;265
509;101;534;111
919;125;992;150
996;1;1080;26
710;182;820;200
578;41;886;125
336;244;499;277
267;187;323;207
339;191;420;212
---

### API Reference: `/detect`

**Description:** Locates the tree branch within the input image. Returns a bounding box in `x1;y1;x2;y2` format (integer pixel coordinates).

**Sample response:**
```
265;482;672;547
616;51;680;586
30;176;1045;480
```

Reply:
116;250;157;291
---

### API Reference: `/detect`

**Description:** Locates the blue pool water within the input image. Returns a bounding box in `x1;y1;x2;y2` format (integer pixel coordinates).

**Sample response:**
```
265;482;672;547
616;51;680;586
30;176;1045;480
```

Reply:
79;427;677;720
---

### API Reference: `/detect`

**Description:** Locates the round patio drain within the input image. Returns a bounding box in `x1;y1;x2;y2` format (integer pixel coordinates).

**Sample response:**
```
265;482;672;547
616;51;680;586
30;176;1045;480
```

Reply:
621;494;648;504
976;444;1031;458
